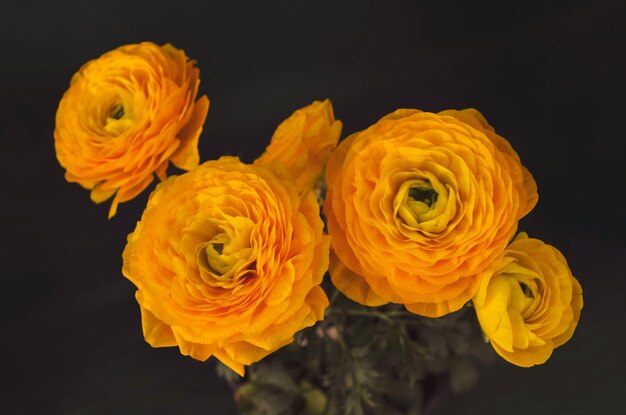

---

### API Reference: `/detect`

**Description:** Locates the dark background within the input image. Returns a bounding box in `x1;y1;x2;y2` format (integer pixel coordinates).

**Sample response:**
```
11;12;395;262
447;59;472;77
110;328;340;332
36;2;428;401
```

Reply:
2;0;625;413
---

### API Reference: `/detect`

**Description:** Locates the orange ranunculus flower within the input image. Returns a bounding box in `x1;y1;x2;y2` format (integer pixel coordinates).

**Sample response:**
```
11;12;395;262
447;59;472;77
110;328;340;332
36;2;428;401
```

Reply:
54;42;209;218
122;156;329;376
325;109;538;317
472;233;583;367
255;99;342;194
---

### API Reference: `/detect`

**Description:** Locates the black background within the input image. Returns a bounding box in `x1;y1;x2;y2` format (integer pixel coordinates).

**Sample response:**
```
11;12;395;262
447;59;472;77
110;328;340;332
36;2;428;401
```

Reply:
2;0;625;413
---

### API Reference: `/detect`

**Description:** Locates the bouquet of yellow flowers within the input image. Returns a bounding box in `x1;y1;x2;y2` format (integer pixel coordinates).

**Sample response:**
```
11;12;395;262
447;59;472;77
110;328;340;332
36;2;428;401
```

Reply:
55;42;583;415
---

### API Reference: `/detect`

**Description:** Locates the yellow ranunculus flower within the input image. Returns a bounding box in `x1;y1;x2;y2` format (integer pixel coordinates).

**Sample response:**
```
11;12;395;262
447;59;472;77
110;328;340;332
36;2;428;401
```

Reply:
472;233;583;367
255;99;342;194
54;42;209;218
325;109;538;317
122;156;329;376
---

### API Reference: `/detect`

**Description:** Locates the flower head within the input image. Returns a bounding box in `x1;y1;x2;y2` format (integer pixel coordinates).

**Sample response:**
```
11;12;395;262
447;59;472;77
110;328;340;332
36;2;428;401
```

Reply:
122;157;329;376
255;99;341;194
54;42;209;217
324;109;537;317
472;233;583;366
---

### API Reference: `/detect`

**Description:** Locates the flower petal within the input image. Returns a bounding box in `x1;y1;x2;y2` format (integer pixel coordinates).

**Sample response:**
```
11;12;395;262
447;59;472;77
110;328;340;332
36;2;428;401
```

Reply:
139;305;177;348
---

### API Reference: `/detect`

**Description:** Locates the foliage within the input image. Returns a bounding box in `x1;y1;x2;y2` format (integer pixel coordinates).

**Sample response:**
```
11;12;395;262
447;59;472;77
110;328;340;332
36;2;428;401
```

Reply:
216;280;494;415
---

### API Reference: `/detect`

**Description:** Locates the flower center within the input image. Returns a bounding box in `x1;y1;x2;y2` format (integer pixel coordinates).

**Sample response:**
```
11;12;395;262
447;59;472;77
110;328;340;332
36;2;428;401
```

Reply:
519;281;534;298
503;272;540;317
110;104;125;120
211;242;224;255
205;234;236;275
196;217;255;282
408;185;438;208
103;101;134;136
396;179;439;226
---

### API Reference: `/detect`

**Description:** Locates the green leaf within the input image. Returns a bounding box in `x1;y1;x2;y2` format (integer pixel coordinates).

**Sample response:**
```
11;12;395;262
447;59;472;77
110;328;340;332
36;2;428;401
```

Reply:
230;285;490;414
254;363;299;394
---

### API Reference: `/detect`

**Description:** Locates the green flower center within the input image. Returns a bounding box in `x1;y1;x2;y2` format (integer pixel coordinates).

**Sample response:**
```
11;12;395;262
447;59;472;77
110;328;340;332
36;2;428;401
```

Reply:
196;217;256;283
408;185;438;208
104;101;133;135
110;104;125;120
393;176;456;234
211;242;224;255
519;281;534;298
397;180;439;225
205;234;237;275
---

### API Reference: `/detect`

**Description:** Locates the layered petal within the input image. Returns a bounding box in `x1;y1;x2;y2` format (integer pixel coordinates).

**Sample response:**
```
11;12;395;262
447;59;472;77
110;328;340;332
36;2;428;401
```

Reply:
473;233;583;367
122;157;329;375
324;109;538;317
255;99;341;195
54;42;209;217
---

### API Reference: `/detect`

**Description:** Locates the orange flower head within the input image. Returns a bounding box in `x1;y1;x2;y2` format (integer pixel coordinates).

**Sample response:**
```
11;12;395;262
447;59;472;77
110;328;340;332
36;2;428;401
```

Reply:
255;99;342;194
54;42;210;218
122;156;329;376
325;109;538;317
473;233;583;367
